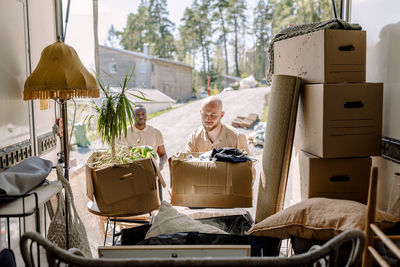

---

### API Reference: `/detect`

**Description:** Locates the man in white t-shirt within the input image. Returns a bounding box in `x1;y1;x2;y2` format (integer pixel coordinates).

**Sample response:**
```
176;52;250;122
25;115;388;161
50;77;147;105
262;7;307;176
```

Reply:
123;105;167;170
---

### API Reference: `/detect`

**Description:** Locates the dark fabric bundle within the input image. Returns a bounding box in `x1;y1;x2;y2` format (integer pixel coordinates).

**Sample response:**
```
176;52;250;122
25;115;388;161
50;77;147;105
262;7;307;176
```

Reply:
197;214;253;235
210;148;251;163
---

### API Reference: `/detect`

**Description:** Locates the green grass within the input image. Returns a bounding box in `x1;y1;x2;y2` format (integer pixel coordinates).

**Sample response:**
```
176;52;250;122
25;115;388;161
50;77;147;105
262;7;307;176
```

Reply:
260;105;268;122
147;106;179;120
260;93;269;122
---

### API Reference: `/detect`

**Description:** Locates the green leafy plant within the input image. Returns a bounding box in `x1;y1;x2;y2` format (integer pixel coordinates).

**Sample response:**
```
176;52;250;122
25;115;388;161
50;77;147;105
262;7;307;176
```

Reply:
89;67;150;158
91;143;156;168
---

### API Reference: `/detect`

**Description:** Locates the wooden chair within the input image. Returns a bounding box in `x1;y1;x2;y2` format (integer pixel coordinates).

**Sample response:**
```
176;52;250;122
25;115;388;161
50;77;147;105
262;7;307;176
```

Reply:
362;167;400;267
20;228;364;267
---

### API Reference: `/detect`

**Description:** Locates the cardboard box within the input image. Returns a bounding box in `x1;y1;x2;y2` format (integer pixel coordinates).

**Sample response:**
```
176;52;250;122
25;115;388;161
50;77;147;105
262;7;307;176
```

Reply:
86;152;165;216
169;152;254;208
295;82;383;158
299;151;371;204
274;29;366;83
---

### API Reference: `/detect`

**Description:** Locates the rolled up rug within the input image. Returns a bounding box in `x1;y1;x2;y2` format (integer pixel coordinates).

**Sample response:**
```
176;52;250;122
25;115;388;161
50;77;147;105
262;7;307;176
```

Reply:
255;74;301;223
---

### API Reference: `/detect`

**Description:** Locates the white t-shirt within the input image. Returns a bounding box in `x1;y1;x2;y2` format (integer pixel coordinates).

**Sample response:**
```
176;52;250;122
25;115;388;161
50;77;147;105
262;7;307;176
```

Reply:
122;125;164;151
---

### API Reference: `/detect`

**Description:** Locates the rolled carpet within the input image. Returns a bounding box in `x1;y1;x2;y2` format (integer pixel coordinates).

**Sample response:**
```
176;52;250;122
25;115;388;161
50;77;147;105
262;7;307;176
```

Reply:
255;74;301;223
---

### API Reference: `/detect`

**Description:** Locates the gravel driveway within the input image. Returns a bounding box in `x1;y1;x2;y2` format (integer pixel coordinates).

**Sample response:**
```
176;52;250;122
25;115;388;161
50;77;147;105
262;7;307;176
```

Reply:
149;86;270;157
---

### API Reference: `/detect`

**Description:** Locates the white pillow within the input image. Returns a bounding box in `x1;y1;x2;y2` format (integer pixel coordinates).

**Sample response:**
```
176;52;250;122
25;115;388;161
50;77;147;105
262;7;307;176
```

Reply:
145;201;228;239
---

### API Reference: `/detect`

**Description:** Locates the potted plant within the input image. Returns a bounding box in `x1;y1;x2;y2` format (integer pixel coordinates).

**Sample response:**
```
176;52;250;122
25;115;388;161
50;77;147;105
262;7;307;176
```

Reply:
85;68;165;216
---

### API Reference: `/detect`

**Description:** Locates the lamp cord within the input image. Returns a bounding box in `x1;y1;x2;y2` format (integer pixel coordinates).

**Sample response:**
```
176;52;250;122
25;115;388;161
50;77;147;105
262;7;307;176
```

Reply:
63;0;71;41
55;99;76;150
69;99;77;147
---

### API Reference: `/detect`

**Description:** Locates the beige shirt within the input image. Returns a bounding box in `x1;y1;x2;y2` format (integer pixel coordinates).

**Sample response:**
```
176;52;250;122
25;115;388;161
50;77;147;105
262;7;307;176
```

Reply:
122;125;164;150
186;123;250;155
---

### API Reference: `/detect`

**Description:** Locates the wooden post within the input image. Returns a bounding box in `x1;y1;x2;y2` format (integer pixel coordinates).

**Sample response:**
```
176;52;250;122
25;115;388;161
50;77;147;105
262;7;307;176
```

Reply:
362;167;378;267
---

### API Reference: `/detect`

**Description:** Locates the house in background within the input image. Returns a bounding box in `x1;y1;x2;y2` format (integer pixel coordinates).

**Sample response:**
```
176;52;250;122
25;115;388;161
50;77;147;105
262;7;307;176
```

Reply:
122;88;176;113
222;74;241;88
99;45;193;102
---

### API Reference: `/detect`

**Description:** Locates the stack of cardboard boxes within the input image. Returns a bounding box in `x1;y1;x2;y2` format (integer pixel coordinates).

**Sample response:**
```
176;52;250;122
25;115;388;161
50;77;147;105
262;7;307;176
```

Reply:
274;29;383;204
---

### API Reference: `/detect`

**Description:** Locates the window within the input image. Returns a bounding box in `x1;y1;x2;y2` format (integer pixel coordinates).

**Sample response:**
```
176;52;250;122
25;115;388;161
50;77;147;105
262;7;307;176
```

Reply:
109;63;117;74
140;62;147;73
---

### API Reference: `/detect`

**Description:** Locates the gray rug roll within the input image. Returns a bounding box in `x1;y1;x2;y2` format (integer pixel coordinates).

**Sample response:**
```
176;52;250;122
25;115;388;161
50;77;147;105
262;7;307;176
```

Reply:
255;74;301;223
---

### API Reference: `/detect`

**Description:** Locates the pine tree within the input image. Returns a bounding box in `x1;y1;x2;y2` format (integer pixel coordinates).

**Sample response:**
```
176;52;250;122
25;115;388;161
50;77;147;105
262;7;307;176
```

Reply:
104;24;121;48
119;1;150;52
227;0;247;77
211;0;230;75
148;0;176;59
253;0;273;79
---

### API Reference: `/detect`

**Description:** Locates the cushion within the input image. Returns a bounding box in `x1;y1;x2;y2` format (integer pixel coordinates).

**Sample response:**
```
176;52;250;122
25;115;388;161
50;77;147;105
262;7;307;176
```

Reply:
0;157;52;196
145;201;228;239
247;197;400;241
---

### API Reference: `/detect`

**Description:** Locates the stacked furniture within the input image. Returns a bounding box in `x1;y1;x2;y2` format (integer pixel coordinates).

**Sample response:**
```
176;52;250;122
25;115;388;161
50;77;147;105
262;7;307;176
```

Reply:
274;28;383;204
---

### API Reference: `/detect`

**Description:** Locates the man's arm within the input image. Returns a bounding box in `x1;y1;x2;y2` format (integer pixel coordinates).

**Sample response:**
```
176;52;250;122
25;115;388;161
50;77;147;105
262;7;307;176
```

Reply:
238;133;250;156
157;145;167;170
185;132;197;153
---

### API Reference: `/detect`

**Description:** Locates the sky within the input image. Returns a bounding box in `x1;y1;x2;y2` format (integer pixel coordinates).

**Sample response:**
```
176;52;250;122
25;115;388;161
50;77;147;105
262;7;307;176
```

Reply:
63;0;257;70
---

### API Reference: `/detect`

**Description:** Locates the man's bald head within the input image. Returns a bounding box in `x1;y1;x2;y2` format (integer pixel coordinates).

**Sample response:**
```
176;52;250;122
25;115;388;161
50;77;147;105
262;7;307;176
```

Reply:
134;104;147;113
202;96;223;111
134;104;147;129
200;96;224;132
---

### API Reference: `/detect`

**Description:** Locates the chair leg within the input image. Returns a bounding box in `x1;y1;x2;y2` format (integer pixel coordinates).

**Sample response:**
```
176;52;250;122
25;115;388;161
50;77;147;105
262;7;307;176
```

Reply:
362;167;378;267
112;217;117;245
104;217;110;246
158;180;163;201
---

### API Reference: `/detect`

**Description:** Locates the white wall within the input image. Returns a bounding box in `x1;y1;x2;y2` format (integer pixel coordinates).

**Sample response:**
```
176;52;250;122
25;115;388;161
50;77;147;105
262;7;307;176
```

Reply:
351;0;400;214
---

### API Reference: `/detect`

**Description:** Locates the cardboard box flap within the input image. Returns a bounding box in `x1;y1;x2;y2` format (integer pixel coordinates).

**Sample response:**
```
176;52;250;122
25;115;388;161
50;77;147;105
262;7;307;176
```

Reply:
85;154;95;201
93;158;157;205
151;156;166;187
171;194;253;208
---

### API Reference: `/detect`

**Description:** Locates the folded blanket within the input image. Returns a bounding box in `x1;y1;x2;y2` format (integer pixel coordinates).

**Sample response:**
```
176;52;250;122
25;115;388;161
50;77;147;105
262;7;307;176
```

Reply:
268;18;362;78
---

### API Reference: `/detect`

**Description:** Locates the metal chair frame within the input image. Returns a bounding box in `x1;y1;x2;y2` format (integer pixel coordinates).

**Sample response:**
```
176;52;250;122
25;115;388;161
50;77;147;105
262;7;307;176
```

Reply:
20;228;365;267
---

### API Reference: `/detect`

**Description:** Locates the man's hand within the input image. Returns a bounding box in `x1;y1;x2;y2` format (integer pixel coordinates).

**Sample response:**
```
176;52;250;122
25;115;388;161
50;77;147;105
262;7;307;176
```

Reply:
157;145;167;171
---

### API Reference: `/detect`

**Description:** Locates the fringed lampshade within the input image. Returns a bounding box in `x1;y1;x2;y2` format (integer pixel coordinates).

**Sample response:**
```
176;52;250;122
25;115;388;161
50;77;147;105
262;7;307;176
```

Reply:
24;36;99;100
